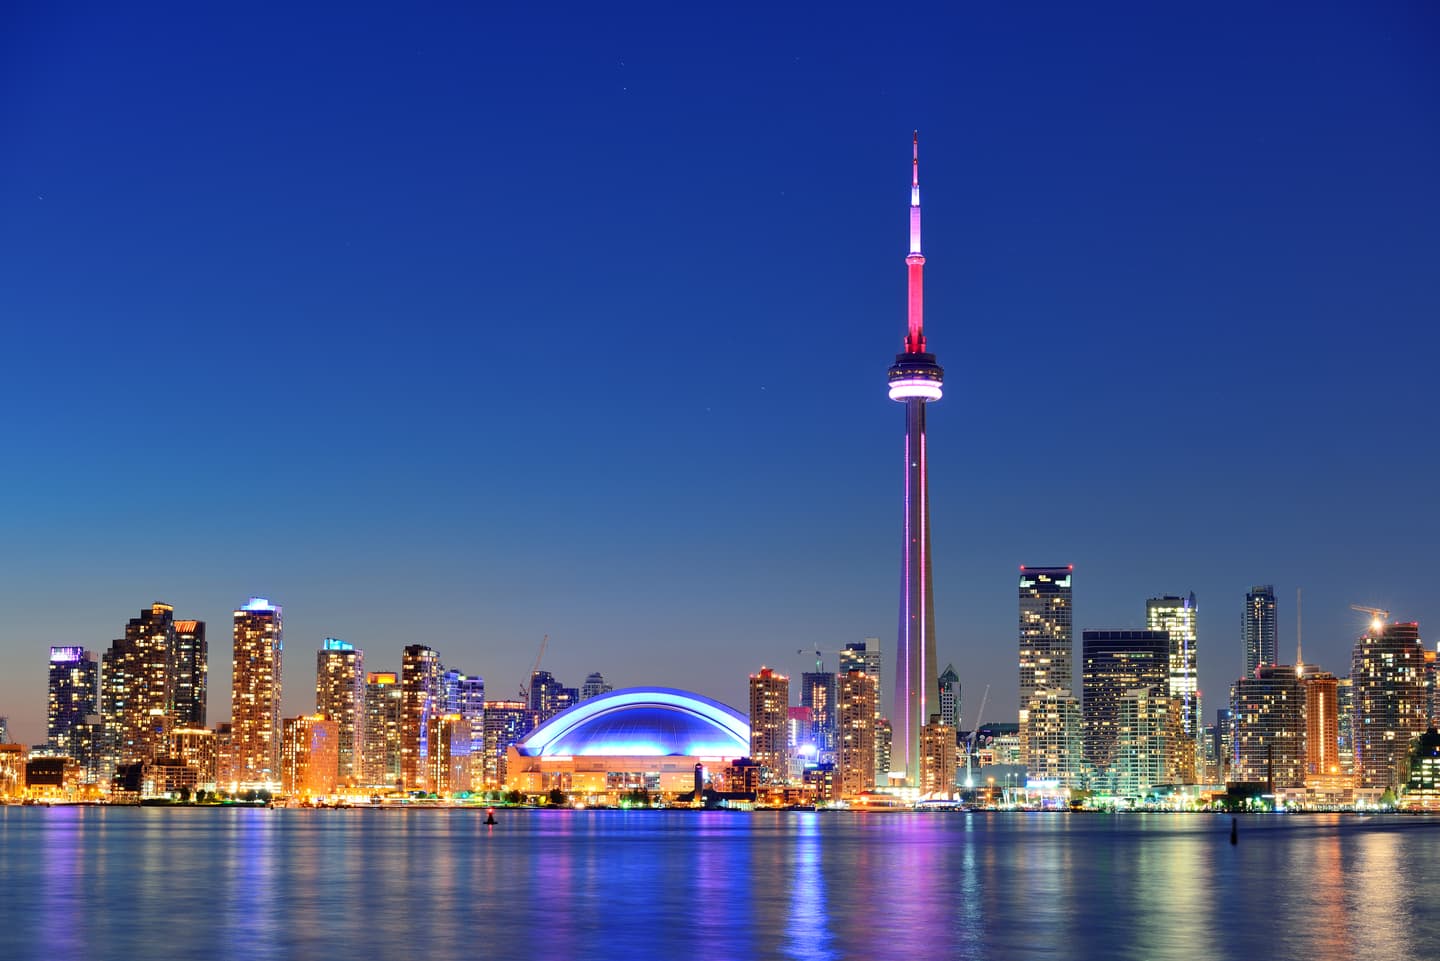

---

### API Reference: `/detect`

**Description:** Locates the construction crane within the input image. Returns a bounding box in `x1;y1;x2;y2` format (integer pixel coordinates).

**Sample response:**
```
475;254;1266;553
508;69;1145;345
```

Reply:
517;634;549;702
1350;605;1390;633
960;684;990;789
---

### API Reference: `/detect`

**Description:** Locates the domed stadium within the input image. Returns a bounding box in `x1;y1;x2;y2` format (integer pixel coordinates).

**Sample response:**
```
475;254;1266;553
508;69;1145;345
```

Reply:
505;687;750;795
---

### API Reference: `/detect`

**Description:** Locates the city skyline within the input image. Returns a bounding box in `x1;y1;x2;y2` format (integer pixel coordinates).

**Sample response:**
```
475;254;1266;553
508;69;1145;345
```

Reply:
2;4;1438;744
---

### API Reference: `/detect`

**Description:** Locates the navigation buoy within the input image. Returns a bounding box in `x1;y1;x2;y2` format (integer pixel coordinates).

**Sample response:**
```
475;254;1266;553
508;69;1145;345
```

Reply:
485;808;497;826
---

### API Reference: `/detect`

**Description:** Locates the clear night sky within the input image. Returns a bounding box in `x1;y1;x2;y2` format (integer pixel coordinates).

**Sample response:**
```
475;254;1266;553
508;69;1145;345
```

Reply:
1;2;1436;744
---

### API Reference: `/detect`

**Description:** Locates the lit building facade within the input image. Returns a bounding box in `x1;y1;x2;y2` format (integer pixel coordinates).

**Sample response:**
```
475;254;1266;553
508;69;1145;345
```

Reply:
1243;585;1278;676
840;639;883;717
362;671;402;787
1304;672;1341;778
281;714;339;797
938;664;960;730
1233;665;1305;789
582;672;613;701
481;700;534;789
231;597;283;789
1352;621;1428;792
1081;629;1169;777
102;602;177;770
748;667;790;782
316;638;365;784
1025;692;1082;788
48;646;99;762
400;644;441;791
889;135;944;787
1019;566;1074;771
172;619;207;728
837;670;876;798
529;671;578;722
920;715;958;796
1146;593;1198;738
801;671;838;761
171;728;218;789
1112;689;1168;797
1404;727;1440;810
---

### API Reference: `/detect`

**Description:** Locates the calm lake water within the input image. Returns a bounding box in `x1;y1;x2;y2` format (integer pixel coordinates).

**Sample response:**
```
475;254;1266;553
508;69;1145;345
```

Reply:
1;807;1435;961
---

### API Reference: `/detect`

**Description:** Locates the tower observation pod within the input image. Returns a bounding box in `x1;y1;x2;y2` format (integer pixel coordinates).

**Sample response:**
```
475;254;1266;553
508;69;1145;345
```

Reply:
888;132;944;788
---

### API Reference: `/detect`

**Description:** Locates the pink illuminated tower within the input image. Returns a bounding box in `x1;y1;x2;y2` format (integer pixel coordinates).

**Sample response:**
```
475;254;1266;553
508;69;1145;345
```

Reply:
888;132;944;787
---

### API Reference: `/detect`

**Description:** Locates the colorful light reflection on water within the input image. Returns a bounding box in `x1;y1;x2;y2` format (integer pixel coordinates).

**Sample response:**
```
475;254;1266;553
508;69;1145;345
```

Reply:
1;809;1436;961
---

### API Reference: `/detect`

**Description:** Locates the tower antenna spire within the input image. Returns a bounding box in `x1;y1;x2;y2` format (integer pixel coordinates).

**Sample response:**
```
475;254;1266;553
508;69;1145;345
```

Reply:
905;131;925;352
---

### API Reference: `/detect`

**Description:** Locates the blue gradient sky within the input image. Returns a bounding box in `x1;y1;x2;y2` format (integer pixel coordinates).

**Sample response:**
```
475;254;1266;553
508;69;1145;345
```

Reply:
2;2;1436;744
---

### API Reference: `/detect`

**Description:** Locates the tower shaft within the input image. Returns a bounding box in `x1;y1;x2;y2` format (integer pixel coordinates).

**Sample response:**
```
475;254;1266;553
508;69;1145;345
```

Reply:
887;132;944;787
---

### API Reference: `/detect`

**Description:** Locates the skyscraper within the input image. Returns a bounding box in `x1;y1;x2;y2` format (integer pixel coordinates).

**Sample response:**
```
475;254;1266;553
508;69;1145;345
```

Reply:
801;671;838;761
581;672;612;701
840;639;883;717
1303;671;1341;779
480;700;533;789
1233;665;1306;789
888;134;944;787
920;715;958;797
48;646;98;758
102;602;177;769
938;664;961;729
1080;629;1169;775
837;670;877;798
315;638;365;785
1146;593;1198;738
231;597;283;789
748;667;790;783
362;671;402;787
528;670;578;722
1351;619;1427;793
1243;585;1278;675
281;714;338;797
400;644;441;791
1019;566;1074;769
172;619;207;728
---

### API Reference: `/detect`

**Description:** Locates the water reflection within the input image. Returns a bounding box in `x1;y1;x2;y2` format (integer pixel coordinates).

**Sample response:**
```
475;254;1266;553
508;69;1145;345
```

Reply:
1;809;1438;961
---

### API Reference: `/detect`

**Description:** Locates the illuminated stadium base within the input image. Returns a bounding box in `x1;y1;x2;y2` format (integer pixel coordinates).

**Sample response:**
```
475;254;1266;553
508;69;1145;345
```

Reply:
504;687;751;794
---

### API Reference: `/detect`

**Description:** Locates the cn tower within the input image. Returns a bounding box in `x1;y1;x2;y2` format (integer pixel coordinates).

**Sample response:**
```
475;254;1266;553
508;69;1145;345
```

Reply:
888;132;943;788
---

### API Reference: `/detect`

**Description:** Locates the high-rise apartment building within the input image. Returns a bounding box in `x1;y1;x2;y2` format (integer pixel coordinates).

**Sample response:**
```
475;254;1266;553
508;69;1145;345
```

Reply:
920;715;958;796
1113;689;1168;796
362;672;402;787
1081;629;1169;775
480;700;533;789
888;135;944;787
172;619;207;728
1019;566;1074;770
1243;586;1278;676
231;597;283;788
938;664;961;730
840;639;883;717
1303;671;1341;779
315;638;365;785
400;645;442;791
101;602;178;769
1336;676;1355;776
801;671;838;761
171;727;218;789
1146;593;1198;738
281;715;338;797
581;672;612;701
1351;620;1427;792
748;667;790;783
1233;665;1305;789
1025;692;1082;787
528;671;578;722
837;670;876;798
48;646;99;757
